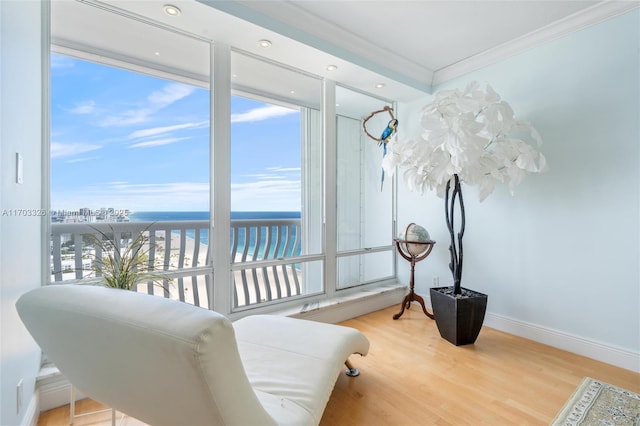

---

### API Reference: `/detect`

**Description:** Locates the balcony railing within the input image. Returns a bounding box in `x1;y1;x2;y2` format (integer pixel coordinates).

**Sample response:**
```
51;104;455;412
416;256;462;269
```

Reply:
50;219;302;310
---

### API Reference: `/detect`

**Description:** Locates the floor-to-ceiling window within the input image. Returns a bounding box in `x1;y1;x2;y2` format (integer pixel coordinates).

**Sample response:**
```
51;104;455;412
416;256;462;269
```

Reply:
49;0;213;308
48;0;397;317
229;51;324;311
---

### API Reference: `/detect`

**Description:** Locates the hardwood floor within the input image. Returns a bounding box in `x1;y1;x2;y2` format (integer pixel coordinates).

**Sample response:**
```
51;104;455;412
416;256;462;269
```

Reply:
37;305;639;426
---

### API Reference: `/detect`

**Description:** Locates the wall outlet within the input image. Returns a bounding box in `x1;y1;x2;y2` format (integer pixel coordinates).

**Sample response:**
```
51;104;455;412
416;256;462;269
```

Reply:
433;276;440;286
16;379;23;414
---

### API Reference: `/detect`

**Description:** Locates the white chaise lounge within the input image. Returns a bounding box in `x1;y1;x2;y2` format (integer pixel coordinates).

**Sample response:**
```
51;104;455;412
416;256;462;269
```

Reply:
17;285;370;425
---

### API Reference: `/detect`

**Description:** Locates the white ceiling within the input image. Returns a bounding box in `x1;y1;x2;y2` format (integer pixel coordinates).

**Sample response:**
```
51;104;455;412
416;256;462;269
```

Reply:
51;0;636;103
223;1;600;84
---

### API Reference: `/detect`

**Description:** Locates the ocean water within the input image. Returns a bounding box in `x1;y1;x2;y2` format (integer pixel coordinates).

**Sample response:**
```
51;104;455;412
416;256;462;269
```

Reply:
129;211;301;256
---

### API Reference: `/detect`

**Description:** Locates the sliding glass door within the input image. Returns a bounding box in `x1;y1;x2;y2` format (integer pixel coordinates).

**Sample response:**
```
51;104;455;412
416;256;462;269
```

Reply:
229;51;324;310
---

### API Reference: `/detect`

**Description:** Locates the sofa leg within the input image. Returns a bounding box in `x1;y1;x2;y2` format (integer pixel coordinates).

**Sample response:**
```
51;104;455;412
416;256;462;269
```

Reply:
345;359;360;377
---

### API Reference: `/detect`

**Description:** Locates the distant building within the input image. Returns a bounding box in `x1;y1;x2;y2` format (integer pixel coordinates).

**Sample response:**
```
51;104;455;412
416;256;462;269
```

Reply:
51;207;129;223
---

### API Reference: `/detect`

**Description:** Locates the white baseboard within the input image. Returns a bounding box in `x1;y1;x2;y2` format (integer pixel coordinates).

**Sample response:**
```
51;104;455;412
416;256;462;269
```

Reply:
484;312;640;373
37;372;88;413
38;376;69;413
22;389;39;426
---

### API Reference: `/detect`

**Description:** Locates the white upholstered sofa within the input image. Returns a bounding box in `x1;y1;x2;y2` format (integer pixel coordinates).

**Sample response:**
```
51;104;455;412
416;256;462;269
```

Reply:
17;285;370;425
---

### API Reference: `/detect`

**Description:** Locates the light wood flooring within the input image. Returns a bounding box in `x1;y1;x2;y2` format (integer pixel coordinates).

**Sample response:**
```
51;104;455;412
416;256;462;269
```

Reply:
37;305;640;426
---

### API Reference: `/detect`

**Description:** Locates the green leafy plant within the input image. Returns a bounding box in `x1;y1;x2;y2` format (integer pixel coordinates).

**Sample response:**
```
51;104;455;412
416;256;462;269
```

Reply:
88;224;170;291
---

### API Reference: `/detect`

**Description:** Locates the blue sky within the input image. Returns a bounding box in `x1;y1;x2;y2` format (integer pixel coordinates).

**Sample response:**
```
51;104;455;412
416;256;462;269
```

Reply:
50;53;301;212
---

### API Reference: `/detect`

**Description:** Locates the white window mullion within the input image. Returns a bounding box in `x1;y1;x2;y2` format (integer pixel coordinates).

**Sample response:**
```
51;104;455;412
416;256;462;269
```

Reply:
301;108;324;294
211;42;232;314
42;0;52;287
323;79;337;298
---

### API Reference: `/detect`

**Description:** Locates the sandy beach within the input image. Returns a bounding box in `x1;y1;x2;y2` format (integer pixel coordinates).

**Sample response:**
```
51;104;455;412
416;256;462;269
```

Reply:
147;231;301;308
52;229;301;309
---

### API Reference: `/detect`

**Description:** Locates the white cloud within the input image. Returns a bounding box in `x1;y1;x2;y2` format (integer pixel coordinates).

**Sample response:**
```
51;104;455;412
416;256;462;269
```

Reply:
53;181;210;211
231;180;300;191
107;181;209;195
242;167;300;181
99;83;196;127
66;156;99;164
127;121;209;139
265;166;301;173
69;101;97;115
53;177;301;212
99;108;153;127
243;174;287;180
51;142;102;159
231;179;301;211
231;105;297;123
148;83;194;108
239;165;299;184
129;137;191;148
51;55;75;69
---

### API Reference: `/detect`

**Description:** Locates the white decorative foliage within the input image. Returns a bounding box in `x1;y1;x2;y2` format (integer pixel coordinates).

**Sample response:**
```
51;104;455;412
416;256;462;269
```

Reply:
382;81;548;201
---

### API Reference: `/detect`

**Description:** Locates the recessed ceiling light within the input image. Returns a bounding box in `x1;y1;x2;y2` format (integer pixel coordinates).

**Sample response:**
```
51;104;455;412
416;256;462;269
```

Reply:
375;83;386;89
258;39;272;48
154;51;160;56
326;65;338;71
163;4;181;16
290;90;296;94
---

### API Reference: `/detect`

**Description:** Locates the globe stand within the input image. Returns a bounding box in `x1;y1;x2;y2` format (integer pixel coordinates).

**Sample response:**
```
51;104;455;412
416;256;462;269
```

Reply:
393;238;435;320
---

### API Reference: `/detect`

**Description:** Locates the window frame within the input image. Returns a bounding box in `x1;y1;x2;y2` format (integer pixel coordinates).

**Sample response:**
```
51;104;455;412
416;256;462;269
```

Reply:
47;6;398;318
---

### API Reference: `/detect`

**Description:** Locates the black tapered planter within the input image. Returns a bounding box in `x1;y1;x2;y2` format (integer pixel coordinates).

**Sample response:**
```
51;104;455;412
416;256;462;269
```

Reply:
430;286;487;346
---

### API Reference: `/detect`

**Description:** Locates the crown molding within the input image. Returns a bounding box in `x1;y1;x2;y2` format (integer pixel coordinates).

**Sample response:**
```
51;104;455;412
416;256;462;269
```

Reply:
432;1;640;86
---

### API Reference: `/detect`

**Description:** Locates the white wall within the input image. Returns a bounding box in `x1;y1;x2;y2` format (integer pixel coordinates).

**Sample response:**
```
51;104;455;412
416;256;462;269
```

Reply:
397;9;639;368
1;1;47;424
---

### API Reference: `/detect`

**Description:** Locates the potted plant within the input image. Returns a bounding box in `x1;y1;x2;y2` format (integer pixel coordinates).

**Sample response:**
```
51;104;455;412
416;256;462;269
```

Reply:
382;81;547;345
88;224;169;291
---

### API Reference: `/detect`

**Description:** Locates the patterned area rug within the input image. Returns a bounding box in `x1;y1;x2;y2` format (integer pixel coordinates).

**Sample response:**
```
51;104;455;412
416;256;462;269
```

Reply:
552;377;640;425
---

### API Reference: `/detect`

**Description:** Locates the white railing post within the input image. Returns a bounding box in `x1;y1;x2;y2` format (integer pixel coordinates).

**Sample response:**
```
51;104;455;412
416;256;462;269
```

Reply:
50;217;303;309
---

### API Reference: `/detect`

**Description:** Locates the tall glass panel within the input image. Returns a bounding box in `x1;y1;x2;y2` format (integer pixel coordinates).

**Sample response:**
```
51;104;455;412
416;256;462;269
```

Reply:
49;0;212;307
337;251;394;289
230;51;323;309
336;86;394;288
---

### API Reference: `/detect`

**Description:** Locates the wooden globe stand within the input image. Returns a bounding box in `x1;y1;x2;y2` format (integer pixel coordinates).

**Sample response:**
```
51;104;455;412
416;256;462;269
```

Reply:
393;238;435;320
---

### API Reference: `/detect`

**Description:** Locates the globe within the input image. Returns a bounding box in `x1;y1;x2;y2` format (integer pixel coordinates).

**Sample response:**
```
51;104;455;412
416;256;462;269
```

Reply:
399;223;431;256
